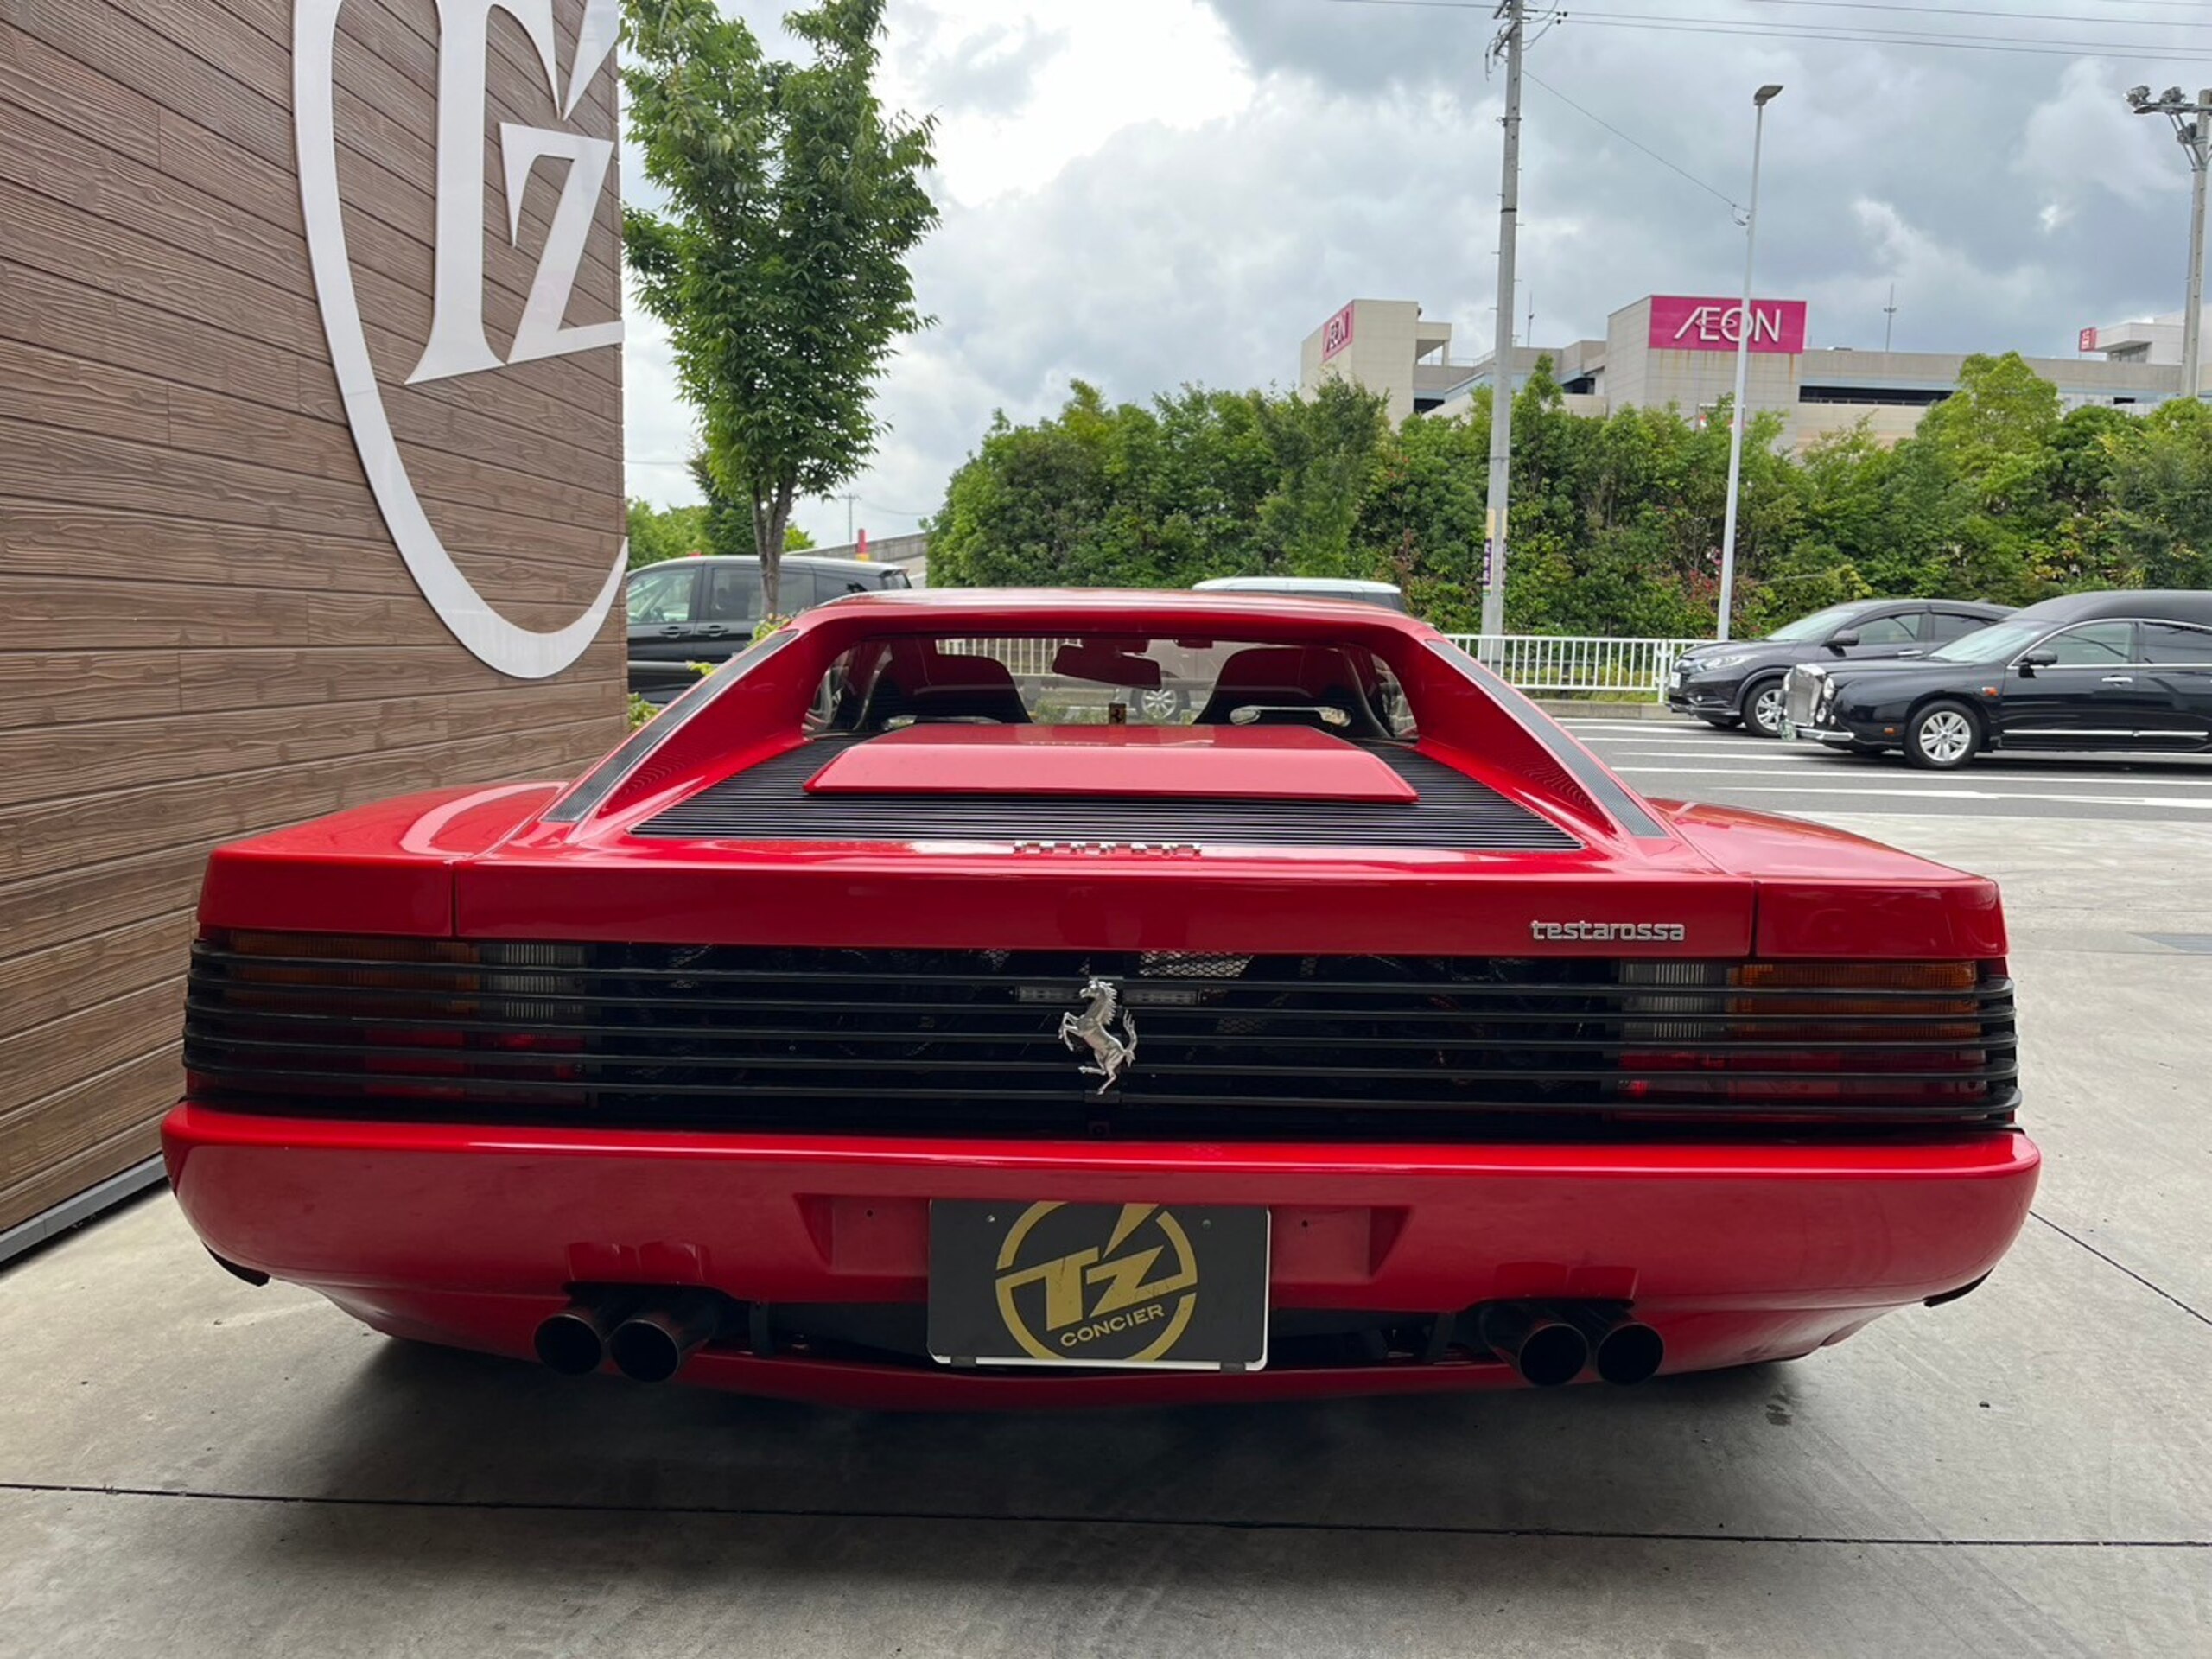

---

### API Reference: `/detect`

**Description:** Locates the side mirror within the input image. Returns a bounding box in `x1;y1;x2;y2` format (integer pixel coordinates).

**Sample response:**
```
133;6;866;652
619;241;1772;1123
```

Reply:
1826;629;1861;651
2018;648;2058;673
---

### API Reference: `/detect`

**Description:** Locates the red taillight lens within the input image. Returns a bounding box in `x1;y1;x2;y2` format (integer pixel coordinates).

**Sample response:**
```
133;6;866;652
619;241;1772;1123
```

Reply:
1618;959;1999;1114
191;932;586;1101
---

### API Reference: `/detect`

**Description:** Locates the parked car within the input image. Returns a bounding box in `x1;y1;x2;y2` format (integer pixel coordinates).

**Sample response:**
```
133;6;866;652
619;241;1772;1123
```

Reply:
1669;598;2014;738
627;554;912;702
169;588;2032;1406
1194;576;1409;612
1787;589;2212;770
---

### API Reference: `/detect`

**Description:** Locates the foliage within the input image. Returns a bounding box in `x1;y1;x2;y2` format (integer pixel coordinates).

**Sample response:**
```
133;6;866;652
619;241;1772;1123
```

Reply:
623;0;937;614
626;499;709;568
929;352;2210;634
627;495;813;569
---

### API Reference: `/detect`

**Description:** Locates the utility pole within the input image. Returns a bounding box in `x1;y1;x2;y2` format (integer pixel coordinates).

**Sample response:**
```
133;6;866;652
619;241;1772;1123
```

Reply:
2126;85;2211;400
1480;0;1524;642
1883;283;1897;354
1716;83;1783;645
841;493;859;543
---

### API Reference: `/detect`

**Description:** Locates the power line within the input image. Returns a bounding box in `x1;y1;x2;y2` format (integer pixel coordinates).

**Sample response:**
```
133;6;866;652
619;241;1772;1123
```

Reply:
1319;0;2212;51
1745;0;2212;25
1558;16;2212;60
1523;70;1741;213
1565;9;2202;51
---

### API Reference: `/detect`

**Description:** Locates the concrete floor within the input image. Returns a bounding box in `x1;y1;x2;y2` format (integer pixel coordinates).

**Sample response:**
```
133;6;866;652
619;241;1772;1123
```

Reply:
2;815;2208;1657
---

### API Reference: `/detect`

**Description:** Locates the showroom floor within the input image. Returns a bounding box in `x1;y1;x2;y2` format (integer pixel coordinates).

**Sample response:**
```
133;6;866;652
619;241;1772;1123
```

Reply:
2;813;2207;1657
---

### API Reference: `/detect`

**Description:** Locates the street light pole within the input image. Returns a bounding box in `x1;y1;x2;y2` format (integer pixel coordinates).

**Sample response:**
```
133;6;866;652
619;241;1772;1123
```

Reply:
1715;83;1782;644
2126;85;2212;402
1480;0;1525;641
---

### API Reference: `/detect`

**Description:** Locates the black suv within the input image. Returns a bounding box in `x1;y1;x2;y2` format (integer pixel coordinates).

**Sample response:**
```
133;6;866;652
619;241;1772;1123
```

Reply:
1669;597;2014;737
626;555;912;702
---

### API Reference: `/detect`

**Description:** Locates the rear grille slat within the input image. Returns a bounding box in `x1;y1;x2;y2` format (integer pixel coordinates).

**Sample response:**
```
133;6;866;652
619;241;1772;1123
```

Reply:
628;741;1580;851
187;939;2019;1141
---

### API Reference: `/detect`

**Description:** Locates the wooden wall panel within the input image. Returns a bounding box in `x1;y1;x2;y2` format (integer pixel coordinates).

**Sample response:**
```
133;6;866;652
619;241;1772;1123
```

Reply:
0;0;626;1236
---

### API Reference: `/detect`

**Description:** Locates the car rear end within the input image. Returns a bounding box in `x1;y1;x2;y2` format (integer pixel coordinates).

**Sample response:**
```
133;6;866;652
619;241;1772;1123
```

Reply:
164;598;2035;1405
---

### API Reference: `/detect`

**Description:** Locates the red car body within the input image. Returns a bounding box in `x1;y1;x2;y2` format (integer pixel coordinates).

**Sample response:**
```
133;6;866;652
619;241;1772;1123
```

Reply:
164;592;2035;1407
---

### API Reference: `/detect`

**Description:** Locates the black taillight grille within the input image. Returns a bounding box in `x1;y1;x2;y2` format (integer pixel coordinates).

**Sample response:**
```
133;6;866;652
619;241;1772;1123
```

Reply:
184;937;2020;1140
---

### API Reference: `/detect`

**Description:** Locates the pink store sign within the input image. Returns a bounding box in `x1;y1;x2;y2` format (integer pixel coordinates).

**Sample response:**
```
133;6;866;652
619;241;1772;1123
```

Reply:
1648;296;1808;354
1319;302;1356;362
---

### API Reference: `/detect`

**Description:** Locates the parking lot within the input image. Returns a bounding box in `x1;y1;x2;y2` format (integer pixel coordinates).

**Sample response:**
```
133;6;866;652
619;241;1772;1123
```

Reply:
2;725;2207;1657
1564;715;2212;823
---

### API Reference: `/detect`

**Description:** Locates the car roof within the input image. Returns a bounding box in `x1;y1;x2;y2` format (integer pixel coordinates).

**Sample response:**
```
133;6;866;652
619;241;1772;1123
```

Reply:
1194;576;1404;594
2012;589;2212;626
629;554;891;575
1840;597;2010;616
778;586;1435;632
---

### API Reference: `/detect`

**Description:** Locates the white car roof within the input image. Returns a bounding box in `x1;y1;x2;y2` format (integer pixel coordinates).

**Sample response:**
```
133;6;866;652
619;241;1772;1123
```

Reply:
1193;577;1403;595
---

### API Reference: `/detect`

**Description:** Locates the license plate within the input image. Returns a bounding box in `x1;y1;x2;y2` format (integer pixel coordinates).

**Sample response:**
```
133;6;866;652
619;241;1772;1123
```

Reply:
927;1200;1269;1370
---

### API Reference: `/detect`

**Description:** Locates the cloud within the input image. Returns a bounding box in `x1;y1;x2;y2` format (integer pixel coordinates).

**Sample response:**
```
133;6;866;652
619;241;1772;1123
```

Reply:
912;17;1066;119
622;1;2212;543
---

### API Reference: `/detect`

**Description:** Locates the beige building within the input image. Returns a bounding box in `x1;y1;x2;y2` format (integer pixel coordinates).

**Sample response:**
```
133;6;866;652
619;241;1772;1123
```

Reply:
1303;295;2186;448
1300;300;1480;422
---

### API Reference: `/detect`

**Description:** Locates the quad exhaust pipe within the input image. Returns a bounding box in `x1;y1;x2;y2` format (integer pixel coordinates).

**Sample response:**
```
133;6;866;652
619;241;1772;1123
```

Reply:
1475;1300;1664;1387
533;1290;722;1382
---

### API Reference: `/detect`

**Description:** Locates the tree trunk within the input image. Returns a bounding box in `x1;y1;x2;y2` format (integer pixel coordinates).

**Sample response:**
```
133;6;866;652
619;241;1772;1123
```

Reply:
753;480;798;620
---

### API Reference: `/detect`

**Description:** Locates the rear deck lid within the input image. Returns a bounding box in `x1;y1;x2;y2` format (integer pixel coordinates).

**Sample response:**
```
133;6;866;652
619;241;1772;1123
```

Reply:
802;726;1418;803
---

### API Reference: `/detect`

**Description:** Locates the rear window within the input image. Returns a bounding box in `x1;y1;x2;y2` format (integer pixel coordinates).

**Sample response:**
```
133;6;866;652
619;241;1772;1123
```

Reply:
806;634;1417;741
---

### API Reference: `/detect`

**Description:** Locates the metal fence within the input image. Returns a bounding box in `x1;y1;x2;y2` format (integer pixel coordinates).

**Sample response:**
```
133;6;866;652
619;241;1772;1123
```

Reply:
1440;634;1708;702
950;633;1710;702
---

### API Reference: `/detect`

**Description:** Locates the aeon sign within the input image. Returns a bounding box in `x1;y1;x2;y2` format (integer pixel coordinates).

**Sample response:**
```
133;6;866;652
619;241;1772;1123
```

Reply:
1319;302;1356;363
1647;296;1808;356
296;0;626;679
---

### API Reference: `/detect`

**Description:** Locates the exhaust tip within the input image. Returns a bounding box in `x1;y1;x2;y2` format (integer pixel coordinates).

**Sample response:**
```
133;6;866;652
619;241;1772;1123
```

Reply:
608;1319;683;1383
534;1308;610;1376
607;1298;719;1383
1477;1302;1589;1388
1593;1321;1665;1386
1517;1322;1590;1388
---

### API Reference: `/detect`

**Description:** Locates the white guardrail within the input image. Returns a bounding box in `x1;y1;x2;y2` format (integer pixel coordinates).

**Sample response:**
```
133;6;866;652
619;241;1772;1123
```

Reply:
1441;634;1709;702
954;634;1711;701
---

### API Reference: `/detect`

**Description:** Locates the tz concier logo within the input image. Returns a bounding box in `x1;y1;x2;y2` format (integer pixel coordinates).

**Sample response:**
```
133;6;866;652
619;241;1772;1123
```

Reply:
296;0;626;679
993;1203;1199;1363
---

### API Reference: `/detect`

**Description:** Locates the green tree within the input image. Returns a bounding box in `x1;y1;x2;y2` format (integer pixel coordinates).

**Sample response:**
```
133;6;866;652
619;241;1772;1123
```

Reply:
927;359;2207;638
623;0;937;615
2105;398;2212;590
625;498;709;568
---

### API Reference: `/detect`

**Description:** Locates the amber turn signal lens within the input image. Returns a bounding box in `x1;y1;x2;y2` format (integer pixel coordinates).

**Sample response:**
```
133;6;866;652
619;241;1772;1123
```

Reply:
1731;962;1976;992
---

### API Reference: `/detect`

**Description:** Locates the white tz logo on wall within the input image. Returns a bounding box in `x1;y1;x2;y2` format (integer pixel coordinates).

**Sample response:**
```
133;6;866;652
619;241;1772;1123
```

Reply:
296;0;626;679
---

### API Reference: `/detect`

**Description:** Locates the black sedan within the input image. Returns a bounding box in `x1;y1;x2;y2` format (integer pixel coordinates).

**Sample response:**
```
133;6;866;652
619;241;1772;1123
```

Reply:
1668;598;2013;738
1785;590;2212;769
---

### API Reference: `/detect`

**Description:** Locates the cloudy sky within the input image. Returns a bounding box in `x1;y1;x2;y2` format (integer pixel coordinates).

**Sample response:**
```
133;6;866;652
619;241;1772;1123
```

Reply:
620;0;2212;546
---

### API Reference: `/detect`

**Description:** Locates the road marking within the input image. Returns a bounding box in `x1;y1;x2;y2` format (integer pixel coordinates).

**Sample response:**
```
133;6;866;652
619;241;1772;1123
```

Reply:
1559;721;1707;733
1657;783;2212;809
1611;766;2212;790
1587;748;1810;761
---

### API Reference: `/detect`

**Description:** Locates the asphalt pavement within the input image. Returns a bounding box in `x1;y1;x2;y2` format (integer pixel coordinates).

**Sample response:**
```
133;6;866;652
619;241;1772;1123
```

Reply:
1565;714;2212;823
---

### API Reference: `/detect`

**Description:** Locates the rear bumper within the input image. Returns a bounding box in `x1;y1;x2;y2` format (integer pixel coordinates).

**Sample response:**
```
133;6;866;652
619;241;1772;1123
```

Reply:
162;1103;2039;1407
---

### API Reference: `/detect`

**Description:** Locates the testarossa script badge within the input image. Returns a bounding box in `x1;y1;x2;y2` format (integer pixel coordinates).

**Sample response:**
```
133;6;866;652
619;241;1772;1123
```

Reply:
1529;921;1688;942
